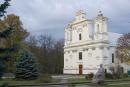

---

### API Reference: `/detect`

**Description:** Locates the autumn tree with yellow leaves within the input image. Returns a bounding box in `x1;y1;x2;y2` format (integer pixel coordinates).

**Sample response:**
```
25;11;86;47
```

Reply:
116;33;130;64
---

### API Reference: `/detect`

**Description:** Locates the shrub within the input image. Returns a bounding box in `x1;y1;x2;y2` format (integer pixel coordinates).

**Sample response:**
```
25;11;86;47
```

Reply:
105;73;113;79
85;75;88;79
123;73;129;78
37;74;52;83
0;61;5;79
109;65;123;79
0;83;8;87
0;83;15;87
85;73;94;80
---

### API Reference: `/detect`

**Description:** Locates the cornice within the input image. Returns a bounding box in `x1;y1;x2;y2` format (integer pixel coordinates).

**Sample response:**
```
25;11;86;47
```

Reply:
64;40;109;49
71;19;92;26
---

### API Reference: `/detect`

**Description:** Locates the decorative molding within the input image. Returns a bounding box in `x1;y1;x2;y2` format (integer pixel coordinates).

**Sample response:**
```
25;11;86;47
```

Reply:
64;40;109;49
88;53;92;57
83;48;89;51
77;28;83;32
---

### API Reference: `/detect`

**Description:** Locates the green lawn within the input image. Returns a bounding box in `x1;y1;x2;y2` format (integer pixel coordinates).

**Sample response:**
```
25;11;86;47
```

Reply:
68;78;130;87
68;77;130;83
0;78;60;85
1;77;130;87
0;79;37;85
97;84;130;87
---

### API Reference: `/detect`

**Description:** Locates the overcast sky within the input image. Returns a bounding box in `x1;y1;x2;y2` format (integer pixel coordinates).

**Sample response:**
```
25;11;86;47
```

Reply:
2;0;130;39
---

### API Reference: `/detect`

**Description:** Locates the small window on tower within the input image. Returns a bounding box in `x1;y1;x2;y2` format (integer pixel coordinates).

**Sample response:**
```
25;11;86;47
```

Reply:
79;33;82;40
112;53;114;63
79;52;82;60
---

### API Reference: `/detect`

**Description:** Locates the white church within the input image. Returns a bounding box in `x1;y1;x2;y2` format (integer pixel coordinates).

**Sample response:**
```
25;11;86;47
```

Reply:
63;10;128;75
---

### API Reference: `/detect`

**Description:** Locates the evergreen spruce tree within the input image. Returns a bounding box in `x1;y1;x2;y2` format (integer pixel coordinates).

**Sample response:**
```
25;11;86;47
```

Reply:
0;0;10;19
15;49;39;80
0;0;15;78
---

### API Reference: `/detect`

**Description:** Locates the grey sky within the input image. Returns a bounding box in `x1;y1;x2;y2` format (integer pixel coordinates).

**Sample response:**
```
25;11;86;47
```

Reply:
2;0;130;39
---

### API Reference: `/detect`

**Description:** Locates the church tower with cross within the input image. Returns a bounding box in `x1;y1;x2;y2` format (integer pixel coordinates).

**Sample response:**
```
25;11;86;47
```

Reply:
94;11;108;41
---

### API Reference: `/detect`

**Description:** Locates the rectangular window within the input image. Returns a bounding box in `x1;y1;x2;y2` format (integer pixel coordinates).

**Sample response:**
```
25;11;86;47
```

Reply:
112;53;114;63
79;34;82;40
79;52;82;60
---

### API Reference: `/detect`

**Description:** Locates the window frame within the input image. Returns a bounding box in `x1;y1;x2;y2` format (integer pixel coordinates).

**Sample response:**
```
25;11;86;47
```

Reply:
112;53;114;63
79;33;82;40
79;52;82;60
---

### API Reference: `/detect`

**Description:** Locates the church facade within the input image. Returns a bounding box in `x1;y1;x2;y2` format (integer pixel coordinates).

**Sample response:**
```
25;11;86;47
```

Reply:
63;10;127;74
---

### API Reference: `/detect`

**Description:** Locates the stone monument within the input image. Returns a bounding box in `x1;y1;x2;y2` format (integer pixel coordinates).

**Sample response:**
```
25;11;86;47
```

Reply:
92;64;105;84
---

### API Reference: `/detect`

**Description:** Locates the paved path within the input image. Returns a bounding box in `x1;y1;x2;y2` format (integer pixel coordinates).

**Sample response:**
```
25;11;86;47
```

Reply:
52;75;85;80
76;84;95;87
22;85;93;87
22;75;94;87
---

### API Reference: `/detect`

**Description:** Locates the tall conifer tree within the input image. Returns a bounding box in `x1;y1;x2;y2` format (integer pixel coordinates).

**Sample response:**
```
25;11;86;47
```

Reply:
0;0;15;78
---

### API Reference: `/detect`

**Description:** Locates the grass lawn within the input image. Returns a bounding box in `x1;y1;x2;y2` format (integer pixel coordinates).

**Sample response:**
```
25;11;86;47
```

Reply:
0;79;38;85
1;76;130;86
0;78;60;85
68;77;130;87
68;77;130;83
97;84;130;87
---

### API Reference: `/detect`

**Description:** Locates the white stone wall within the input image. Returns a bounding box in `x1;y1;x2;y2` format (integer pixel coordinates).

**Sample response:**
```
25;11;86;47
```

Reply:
64;43;116;74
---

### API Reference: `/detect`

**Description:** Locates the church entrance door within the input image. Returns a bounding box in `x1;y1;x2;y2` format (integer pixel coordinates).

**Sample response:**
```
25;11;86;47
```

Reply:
79;64;83;75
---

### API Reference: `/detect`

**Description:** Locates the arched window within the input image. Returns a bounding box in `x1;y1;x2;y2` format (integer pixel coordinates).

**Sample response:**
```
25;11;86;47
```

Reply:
79;33;82;40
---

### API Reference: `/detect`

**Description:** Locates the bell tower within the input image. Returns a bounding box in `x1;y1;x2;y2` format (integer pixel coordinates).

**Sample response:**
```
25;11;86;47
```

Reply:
94;11;108;40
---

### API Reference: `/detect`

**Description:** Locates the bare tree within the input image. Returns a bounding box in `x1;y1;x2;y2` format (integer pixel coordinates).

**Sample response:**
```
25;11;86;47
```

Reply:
53;39;64;74
26;34;64;74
